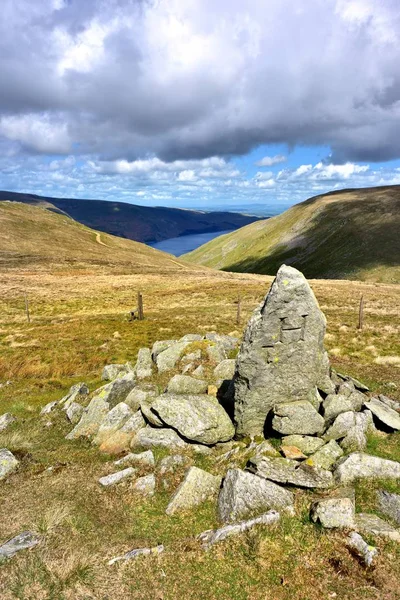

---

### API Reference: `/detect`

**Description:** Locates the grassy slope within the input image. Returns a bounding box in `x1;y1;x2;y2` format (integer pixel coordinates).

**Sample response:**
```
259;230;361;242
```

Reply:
0;201;196;273
183;185;400;283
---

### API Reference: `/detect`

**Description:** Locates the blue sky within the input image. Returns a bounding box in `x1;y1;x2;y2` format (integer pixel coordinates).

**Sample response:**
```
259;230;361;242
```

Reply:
1;0;400;214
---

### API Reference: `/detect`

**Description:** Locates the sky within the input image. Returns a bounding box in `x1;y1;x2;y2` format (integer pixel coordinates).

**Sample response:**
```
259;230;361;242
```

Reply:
1;0;400;213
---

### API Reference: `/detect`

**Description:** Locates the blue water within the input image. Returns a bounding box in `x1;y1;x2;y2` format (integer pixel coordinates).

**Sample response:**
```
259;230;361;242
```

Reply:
148;229;234;256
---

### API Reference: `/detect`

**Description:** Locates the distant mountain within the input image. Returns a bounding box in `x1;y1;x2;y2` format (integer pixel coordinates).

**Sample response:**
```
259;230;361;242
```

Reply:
183;185;400;284
0;201;202;273
0;191;261;243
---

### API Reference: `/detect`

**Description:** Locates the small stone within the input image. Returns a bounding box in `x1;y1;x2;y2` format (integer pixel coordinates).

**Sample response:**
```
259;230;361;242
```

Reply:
0;449;19;481
114;450;155;468
65;402;83;425
377;490;400;526
364;398;400;431
108;544;164;565
207;385;218;397
337;373;369;393
166;375;208;395
214;359;236;381
205;333;238;352
252;440;280;458
306;440;343;470
135;348;153;380
132;426;187;450
206;343;227;364
281;435;325;455
192;365;205;379
335;452;400;484
93;402;133;446
248;456;334;488
99;467;136;487
272;401;325;435
0;531;41;560
60;382;89;409
125;385;160;423
156;341;190;373
281;445;306;460
218;468;294;523
355;513;400;542
132;473;156;497
165;466;221;515
323;411;356;441
198;511;280;550
0;413;16;432
346;532;378;566
311;487;355;528
40;400;58;415
339;412;374;453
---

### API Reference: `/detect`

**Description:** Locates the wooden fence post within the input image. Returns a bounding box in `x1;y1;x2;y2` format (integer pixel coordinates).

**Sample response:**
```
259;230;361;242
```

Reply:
358;295;364;330
137;292;144;321
236;296;241;326
24;293;31;324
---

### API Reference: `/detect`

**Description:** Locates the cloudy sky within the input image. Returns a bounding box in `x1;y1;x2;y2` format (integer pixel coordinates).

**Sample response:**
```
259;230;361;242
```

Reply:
1;0;400;212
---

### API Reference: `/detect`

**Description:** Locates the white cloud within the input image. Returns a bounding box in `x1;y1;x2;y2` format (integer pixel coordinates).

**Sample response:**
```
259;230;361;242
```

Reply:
0;114;71;154
255;155;287;167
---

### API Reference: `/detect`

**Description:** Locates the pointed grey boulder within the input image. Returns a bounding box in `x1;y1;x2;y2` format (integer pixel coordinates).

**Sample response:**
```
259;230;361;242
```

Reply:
233;265;334;437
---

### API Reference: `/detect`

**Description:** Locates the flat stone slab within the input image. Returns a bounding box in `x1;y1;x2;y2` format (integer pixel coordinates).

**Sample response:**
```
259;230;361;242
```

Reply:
306;440;343;470
281;445;306;460
0;448;19;480
108;544;164;565
364;398;400;431
132;426;187;450
334;453;400;484
281;435;325;455
151;394;235;445
166;466;221;515
99;467;136;487
272;401;325;436
166;375;208;395
377;490;400;526
0;531;41;560
311;487;355;528
355;513;400;542
248;456;334;488
115;451;155;468
198;511;280;550
218;468;294;523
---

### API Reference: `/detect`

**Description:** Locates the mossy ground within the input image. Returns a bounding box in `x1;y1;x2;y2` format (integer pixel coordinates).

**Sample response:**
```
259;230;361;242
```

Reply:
0;263;399;599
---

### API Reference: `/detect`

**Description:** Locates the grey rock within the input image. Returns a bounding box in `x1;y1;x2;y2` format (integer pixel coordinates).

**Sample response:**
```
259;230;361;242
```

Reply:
93;402;133;446
97;373;136;409
335;452;400;484
180;334;203;342
60;382;89;409
311;487;355;528
206;343;227;364
306;440;343;470
97;411;146;454
322;394;359;423
252;440;281;458
151;394;235;444
272;401;325;435
192;365;205;379
156;341;190;373
346;532;378;567
198;511;280;550
108;544;164;565
355;513;400;542
206;333;239;352
337;380;355;397
214;359;236;381
132;426;187;450
165;466;221;515
0;448;19;480
182;363;194;374
66;396;110;440
125;383;158;410
0;413;16;432
181;350;201;364
377;490;400;525
281;435;325;455
151;340;176;360
166;375;208;395
115;450;155;468
234;265;334;437
99;467;136;487
120;411;146;434
337;373;369;393
378;394;400;413
102;364;129;381
364;398;400;431
218;468;294;523
135;348;153;380
132;473;156;497
158;454;191;476
339;412;375;453
40;400;58;415
0;531;41;560
65;402;83;425
248;455;334;488
323;411;356;441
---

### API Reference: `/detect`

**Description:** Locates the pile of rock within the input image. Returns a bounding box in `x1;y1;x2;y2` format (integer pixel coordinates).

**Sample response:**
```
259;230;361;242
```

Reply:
1;264;399;562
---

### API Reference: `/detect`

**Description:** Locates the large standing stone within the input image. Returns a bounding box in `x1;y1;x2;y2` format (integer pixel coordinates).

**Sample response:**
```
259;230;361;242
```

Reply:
233;265;334;437
151;394;235;444
335;453;400;484
165;466;221;515
0;449;19;481
272;401;325;435
218;468;294;523
364;398;400;431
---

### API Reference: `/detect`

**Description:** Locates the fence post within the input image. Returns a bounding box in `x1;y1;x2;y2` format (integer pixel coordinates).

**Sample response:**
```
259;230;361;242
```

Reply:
24;293;31;324
236;296;241;326
137;292;144;321
358;295;364;330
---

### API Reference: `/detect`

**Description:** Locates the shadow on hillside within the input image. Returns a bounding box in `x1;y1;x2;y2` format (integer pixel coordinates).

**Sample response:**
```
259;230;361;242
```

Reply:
223;192;400;280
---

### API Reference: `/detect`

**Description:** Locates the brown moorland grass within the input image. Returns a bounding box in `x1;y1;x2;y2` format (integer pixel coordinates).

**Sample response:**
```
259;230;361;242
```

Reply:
0;258;399;598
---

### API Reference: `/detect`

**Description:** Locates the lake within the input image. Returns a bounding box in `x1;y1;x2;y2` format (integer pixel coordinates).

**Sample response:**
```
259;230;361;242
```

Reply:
148;229;234;256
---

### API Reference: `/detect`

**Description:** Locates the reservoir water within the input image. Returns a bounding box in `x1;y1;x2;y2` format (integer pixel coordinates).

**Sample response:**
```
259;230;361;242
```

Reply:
148;229;233;256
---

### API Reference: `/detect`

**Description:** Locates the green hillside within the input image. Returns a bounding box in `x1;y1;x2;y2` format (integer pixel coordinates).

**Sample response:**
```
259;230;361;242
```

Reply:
183;185;400;283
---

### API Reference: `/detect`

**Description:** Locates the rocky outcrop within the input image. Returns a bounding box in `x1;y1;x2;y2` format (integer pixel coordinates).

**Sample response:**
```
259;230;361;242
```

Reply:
233;265;333;437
